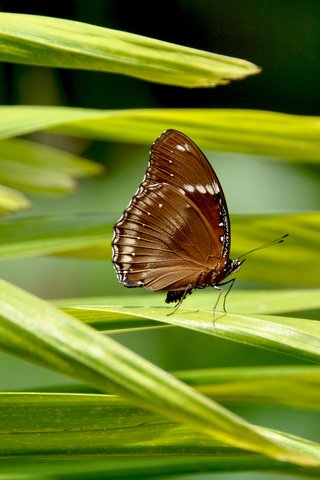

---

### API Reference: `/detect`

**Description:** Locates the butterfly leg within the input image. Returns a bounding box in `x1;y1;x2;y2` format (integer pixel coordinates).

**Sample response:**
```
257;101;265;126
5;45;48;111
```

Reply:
166;285;193;316
212;278;236;324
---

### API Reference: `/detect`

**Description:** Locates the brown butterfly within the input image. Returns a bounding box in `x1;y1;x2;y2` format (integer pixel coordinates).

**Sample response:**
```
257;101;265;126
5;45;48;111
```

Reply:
112;129;245;309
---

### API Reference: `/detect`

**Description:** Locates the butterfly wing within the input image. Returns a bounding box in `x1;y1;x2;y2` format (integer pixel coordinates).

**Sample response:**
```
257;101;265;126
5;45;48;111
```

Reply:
149;130;231;259
112;130;231;292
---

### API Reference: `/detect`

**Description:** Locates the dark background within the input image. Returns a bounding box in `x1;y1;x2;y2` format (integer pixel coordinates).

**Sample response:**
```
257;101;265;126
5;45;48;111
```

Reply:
1;0;320;114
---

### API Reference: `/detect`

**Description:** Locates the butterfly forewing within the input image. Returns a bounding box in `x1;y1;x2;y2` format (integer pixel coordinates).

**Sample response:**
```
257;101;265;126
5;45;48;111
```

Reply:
149;130;230;257
112;129;231;293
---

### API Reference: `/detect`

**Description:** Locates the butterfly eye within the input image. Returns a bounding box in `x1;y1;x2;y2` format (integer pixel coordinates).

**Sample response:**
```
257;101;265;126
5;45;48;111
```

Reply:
112;129;237;306
232;259;244;274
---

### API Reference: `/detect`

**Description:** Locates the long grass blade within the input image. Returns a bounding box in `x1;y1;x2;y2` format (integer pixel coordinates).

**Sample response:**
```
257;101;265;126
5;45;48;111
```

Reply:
0;279;319;465
0;107;319;162
0;13;259;88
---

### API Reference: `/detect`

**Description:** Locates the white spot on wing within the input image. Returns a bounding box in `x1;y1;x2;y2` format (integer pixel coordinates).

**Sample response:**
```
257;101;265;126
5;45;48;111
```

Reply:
206;185;214;195
184;184;195;193
121;255;132;262
122;246;134;254
213;182;220;194
159;203;163;208
196;185;206;194
176;144;186;152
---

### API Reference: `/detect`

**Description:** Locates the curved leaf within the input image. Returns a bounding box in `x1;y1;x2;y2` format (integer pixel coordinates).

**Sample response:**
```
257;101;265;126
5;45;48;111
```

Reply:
0;214;113;260
0;13;259;88
232;213;320;286
1;106;320;162
26;365;320;411
0;213;318;287
0;138;103;194
0;457;317;480
0;392;320;465
176;365;320;410
64;304;320;363
0;184;30;215
60;287;320;333
0;278;318;466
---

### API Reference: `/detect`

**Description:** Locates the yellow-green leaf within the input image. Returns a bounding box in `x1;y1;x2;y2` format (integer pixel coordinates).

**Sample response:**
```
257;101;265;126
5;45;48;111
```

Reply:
0;106;319;162
0;213;318;287
0;392;319;464
0;138;103;194
0;184;30;215
0;278;318;466
63;302;320;363
0;13;259;88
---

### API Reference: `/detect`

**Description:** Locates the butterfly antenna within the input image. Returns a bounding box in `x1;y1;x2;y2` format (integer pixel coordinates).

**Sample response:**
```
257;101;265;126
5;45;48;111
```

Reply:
237;234;289;260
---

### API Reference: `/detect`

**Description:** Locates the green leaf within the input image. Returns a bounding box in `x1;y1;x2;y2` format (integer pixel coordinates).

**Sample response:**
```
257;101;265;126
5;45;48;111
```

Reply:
0;278;318;466
57;109;320;164
0;214;112;260
0;184;30;215
0;13;259;88
0;106;93;139
0;213;318;288
0;456;317;480
62;301;320;363
1;106;320;162
60;288;320;332
176;365;320;410
231;213;320;286
27;365;320;411
0;391;320;465
186;288;320;315
0;138;103;194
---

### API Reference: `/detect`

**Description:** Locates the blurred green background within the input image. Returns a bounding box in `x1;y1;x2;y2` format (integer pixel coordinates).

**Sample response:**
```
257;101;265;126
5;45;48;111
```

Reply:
0;2;319;478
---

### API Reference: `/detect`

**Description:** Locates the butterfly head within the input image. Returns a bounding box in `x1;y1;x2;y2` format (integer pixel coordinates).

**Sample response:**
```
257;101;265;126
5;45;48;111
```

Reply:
210;258;244;288
230;258;245;274
223;258;245;279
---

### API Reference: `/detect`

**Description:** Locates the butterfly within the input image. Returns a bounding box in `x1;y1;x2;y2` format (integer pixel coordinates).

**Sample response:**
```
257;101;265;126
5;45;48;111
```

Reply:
112;129;245;310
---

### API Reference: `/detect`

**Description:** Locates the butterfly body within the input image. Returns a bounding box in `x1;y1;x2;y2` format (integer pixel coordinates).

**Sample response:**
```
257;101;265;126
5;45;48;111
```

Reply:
112;129;243;305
